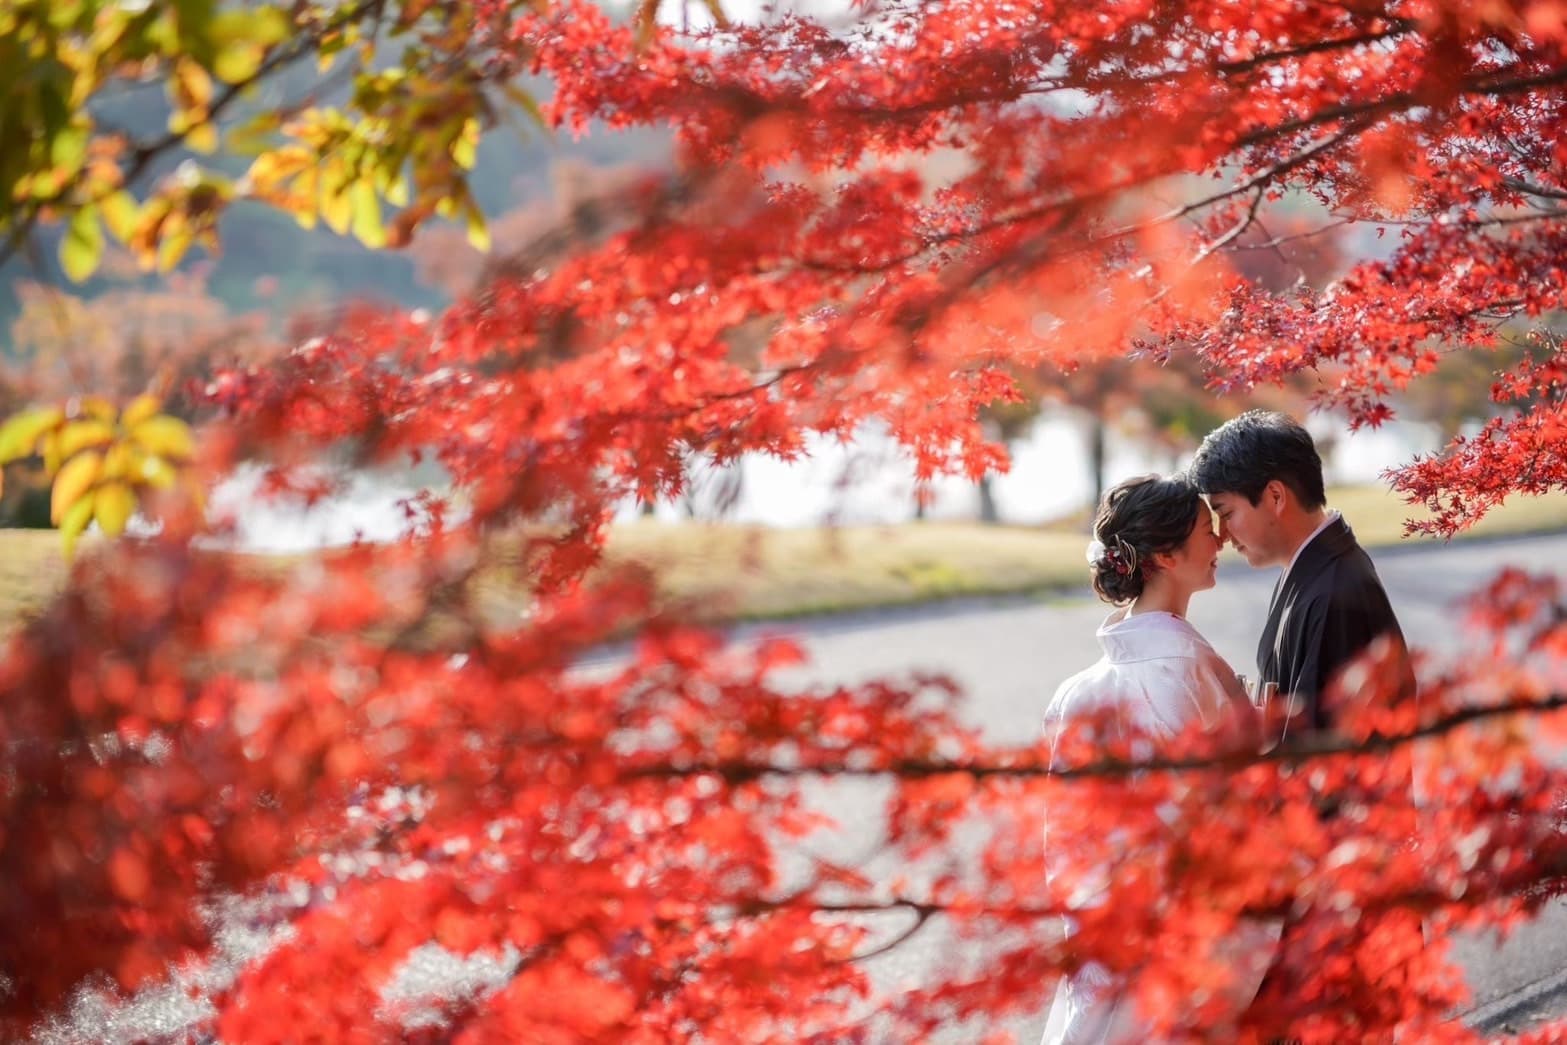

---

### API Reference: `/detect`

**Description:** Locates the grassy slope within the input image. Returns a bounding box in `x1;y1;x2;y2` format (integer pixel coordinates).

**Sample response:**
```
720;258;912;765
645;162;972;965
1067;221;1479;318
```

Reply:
605;486;1567;621
4;485;1565;630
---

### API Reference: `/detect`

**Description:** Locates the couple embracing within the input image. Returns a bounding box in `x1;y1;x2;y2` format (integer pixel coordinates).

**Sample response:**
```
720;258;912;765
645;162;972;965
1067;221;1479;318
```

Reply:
1040;410;1416;1044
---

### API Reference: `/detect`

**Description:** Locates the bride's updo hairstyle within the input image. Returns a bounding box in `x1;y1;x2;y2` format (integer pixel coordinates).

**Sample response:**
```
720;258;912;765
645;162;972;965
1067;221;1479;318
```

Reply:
1088;474;1202;606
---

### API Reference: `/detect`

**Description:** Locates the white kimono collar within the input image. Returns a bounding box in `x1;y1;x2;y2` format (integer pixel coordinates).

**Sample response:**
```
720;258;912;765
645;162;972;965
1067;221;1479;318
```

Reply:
1094;608;1204;664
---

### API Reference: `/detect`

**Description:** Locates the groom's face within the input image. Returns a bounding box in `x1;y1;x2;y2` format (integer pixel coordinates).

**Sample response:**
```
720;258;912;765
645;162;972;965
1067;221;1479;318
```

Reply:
1207;490;1281;568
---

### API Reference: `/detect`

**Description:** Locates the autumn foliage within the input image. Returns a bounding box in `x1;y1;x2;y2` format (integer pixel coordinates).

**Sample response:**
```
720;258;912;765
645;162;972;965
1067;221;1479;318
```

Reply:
8;1;1567;1041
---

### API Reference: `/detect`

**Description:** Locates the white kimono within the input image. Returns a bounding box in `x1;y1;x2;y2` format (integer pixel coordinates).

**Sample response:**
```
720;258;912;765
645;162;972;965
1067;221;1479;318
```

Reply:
1039;609;1279;1045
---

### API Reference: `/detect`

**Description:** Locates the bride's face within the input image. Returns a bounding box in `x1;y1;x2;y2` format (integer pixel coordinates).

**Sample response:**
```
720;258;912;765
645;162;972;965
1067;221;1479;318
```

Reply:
1164;502;1223;594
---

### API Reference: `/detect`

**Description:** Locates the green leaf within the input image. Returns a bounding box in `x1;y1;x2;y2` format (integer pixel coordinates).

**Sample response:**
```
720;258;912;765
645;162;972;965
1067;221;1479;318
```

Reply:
37;76;69;139
173;0;217;41
349;179;385;248
211;7;289;49
252;6;290;45
60;204;104;282
49;123;89;173
47;1;87;29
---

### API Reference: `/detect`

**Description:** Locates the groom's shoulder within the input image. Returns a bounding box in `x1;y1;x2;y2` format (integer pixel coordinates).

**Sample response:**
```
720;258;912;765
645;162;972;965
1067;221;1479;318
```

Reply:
1322;535;1400;612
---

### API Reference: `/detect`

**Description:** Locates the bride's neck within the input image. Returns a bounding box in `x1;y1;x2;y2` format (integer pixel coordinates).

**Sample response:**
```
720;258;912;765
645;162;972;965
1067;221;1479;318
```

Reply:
1128;577;1190;619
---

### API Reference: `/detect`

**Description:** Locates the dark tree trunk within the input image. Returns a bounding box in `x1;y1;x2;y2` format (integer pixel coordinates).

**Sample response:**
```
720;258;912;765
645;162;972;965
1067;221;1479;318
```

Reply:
977;474;1000;525
1088;417;1107;526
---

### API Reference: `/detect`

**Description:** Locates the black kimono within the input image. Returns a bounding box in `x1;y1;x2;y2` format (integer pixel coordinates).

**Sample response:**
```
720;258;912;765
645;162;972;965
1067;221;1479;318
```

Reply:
1257;516;1412;733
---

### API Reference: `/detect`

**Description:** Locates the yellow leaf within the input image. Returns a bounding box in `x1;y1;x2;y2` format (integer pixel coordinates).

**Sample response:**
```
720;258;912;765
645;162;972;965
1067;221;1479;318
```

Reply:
174;58;214;110
132;451;178;490
58;419;115;459
76;395;118;422
0;406;65;464
52;450;103;525
291;164;320;228
60;204;104;282
42;430;63;474
101;441;134;480
214;41;263;84
464;195;489;252
157;227;193;273
94;481;136;537
100;191;140;242
451;116;480;170
350;179;386;248
121;394;161;428
59;492;95;560
128;415;195;460
320;168;353;234
246;147;309;191
187;122;219;154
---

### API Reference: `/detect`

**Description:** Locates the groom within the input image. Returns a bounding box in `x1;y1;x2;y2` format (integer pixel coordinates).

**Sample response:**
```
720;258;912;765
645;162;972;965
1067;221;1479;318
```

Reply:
1189;410;1414;734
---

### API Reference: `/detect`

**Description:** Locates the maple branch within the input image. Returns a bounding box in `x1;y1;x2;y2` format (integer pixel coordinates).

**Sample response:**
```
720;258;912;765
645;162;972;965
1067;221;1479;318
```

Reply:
1229;217;1354;252
730;839;1567;943
1210;21;1416;75
844;905;937;962
1148;189;1264;305
803;21;1417;119
626;692;1567;783
1503;177;1567;203
1233;62;1567;155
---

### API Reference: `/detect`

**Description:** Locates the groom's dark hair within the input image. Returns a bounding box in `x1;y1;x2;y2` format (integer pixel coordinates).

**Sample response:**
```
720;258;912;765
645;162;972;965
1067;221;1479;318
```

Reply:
1189;410;1326;510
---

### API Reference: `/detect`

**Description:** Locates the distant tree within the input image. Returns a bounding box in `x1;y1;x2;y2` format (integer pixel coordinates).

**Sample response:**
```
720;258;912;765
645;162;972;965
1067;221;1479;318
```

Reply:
1398;327;1561;438
5;262;276;406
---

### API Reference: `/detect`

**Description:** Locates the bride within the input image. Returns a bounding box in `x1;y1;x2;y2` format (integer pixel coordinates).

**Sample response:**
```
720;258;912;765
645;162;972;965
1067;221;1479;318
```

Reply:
1039;473;1277;1044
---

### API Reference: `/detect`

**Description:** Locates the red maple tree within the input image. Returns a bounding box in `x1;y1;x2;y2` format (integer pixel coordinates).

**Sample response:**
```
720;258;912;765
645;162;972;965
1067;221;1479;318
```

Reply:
7;2;1567;1041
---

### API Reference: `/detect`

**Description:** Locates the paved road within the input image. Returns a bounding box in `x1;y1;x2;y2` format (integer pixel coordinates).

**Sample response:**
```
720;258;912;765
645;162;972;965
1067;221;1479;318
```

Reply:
742;530;1567;1039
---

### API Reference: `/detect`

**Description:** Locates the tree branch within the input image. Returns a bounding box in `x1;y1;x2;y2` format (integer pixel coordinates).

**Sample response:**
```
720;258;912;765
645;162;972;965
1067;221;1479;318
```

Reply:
624;692;1567;783
0;0;392;272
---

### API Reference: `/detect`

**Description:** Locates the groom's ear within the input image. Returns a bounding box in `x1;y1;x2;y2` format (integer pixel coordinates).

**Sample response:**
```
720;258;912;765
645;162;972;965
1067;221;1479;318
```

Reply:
1263;479;1289;516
